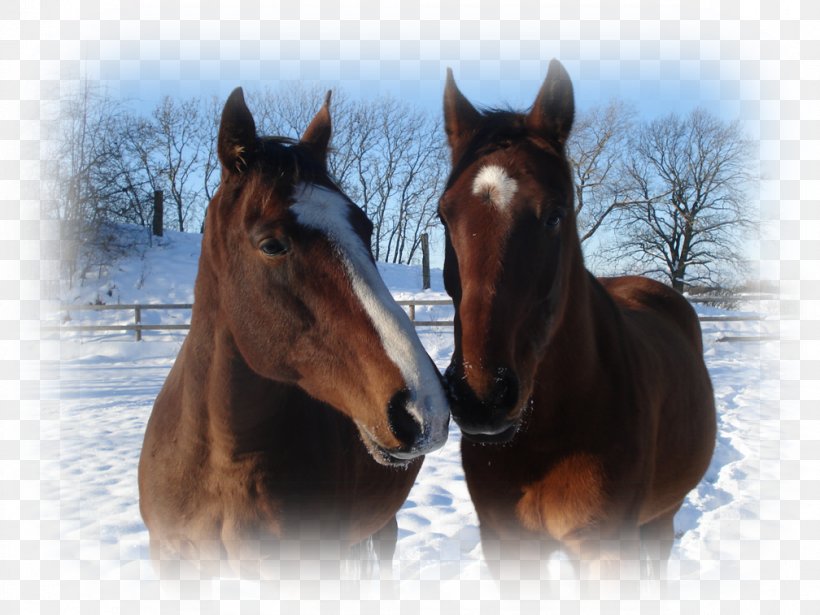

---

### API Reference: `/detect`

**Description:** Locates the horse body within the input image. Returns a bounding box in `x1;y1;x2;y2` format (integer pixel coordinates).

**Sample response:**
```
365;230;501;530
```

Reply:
460;273;715;547
139;89;449;567
440;61;716;577
141;328;418;561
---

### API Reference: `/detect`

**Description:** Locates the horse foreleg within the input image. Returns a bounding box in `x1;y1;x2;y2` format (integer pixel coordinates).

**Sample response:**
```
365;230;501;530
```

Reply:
639;508;678;580
476;525;505;579
371;515;399;579
563;525;643;581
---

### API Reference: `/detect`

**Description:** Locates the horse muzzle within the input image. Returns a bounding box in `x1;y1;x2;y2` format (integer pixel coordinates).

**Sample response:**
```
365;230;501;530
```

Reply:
444;363;524;441
357;388;450;466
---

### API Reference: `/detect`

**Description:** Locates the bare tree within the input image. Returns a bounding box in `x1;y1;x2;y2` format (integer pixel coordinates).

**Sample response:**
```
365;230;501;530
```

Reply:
150;96;208;232
52;81;146;281
112;96;214;234
247;84;336;140
54;81;126;227
199;95;223;204
567;100;637;243
341;96;446;263
345;100;380;221
109;113;161;229
610;108;754;291
54;85;218;283
55;81;448;281
383;115;448;264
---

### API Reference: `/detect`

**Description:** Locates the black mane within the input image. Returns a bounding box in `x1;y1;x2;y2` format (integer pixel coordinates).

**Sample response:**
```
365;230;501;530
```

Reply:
253;136;335;189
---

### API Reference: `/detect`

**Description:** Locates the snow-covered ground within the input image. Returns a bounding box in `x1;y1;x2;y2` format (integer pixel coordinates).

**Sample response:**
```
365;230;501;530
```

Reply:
52;228;777;594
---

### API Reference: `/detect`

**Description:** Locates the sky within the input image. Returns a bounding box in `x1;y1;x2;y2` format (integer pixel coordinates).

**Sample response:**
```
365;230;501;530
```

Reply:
42;3;778;274
56;13;758;274
75;18;756;128
41;0;764;134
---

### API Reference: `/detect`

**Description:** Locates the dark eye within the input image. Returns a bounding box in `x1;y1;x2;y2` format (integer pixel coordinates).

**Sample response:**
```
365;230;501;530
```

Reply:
259;237;291;257
545;212;563;228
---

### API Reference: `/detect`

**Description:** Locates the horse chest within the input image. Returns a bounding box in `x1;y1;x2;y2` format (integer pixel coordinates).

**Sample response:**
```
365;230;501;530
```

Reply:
463;444;610;542
514;452;609;541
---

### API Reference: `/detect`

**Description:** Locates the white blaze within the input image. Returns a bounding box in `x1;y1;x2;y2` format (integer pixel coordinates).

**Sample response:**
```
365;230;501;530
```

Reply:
290;183;448;449
472;164;518;209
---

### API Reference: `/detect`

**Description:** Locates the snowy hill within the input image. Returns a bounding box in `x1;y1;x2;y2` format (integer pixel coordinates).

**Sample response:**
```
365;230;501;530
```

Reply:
61;227;448;306
54;228;774;594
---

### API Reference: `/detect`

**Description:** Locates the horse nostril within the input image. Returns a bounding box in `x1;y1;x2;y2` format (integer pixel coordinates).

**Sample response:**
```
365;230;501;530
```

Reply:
490;368;519;411
387;389;422;447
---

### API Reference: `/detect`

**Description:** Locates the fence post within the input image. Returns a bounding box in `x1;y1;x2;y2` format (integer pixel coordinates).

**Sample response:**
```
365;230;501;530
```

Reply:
134;306;142;341
152;190;164;237
408;303;416;322
421;233;430;290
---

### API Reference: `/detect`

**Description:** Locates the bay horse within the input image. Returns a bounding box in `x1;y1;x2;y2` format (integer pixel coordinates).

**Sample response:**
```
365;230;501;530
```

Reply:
138;88;449;575
439;61;716;579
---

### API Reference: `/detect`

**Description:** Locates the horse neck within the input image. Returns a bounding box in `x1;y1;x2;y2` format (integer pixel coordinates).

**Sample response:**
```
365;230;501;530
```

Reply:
179;320;276;454
516;242;633;451
180;261;295;461
541;238;616;388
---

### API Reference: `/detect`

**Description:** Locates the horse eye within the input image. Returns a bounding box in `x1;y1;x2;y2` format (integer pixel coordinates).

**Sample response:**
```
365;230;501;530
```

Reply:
259;237;290;257
545;213;563;228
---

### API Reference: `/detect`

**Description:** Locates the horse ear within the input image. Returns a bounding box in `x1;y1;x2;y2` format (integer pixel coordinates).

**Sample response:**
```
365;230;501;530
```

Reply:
218;87;257;175
300;91;332;167
527;59;575;146
443;68;481;158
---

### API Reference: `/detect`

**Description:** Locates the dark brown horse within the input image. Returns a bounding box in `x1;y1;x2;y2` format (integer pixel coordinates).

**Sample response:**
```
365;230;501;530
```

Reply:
138;88;449;574
439;61;716;579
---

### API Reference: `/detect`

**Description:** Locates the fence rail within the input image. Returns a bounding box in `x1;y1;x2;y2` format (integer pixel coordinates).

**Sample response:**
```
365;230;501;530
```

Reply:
55;297;775;343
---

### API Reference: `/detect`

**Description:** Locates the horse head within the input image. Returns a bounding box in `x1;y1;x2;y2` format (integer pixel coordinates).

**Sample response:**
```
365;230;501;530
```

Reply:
202;88;449;464
439;61;582;441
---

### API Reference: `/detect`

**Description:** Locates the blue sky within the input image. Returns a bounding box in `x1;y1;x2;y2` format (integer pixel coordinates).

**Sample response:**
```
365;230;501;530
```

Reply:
77;6;760;130
67;10;764;272
95;50;753;130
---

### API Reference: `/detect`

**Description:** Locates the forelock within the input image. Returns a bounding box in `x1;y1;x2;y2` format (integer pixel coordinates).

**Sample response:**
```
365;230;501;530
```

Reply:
472;164;519;209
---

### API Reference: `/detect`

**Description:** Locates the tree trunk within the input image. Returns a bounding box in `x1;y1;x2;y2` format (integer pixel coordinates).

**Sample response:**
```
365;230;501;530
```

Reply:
152;190;164;237
421;233;430;290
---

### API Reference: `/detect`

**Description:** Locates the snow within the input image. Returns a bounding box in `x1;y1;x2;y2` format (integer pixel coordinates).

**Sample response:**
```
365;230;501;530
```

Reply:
53;228;776;599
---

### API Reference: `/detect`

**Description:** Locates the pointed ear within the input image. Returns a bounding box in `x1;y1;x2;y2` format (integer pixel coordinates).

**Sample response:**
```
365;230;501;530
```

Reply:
218;87;257;175
443;68;481;159
300;91;332;167
527;60;575;146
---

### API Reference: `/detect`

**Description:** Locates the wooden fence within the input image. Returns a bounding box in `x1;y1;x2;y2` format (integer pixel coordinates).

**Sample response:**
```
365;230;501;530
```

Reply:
56;295;776;343
686;295;777;342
